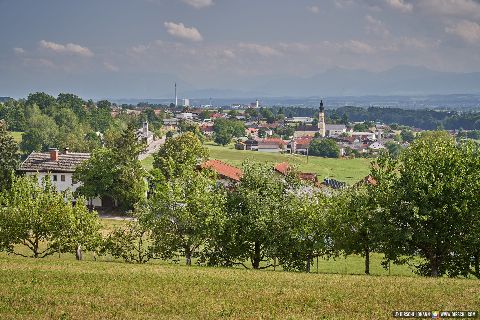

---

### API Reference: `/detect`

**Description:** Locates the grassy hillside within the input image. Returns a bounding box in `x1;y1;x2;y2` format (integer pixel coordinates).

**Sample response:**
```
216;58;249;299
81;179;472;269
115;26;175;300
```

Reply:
0;255;478;320
142;143;371;184
8;131;23;143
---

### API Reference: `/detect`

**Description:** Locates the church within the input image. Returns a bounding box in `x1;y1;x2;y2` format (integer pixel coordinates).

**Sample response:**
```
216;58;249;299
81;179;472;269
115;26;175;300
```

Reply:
293;100;347;139
293;100;327;138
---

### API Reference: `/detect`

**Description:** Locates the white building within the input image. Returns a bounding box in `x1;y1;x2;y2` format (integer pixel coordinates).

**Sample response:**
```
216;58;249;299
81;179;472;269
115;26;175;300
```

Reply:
325;124;347;137
18;148;103;208
176;112;194;120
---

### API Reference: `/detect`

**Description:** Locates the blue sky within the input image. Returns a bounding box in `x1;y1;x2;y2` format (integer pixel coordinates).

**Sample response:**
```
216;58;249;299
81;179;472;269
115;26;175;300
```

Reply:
1;0;479;98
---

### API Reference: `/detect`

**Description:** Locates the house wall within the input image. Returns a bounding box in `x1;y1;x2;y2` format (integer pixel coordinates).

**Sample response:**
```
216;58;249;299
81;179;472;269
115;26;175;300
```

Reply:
293;131;316;138
25;172;102;207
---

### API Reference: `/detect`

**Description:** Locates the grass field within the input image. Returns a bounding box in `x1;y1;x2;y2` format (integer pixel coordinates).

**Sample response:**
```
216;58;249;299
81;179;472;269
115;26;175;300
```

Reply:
142;143;371;184
0;254;478;320
1;219;478;319
8;131;23;143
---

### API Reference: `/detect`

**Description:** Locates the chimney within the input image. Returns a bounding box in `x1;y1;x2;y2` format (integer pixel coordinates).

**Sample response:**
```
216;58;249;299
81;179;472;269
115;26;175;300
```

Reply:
49;148;59;161
64;147;70;155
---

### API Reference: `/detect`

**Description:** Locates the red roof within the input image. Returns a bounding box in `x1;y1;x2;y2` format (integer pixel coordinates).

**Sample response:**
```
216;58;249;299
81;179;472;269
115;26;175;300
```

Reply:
201;160;243;182
274;162;290;175
259;138;287;146
211;113;224;119
274;161;318;184
200;124;214;132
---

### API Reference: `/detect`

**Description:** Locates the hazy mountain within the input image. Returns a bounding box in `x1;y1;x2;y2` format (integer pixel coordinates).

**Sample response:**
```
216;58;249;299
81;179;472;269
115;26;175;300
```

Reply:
174;66;480;98
254;66;480;97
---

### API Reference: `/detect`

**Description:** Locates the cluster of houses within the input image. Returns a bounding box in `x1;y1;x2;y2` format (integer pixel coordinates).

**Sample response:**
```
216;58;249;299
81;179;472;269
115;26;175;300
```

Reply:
149;100;405;157
17;146;364;210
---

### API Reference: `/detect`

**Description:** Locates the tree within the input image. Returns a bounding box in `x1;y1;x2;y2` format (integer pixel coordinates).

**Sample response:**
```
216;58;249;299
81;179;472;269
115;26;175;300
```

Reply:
0;176;101;258
329;186;381;275
153;132;208;180
274;192;332;272
309;139;340;158
400;129;415;143
206;162;290;269
101;211;156;263
213;118;245;144
74;124;147;210
0;121;19;191
384;141;403;158
96;100;112;110
20;109;59;154
26;92;56;113
214;128;233;146
380;131;478;277
146;170;226;266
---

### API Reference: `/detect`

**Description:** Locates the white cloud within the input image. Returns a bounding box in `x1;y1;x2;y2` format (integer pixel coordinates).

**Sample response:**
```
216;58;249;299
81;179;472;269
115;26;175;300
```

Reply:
386;0;413;12
164;22;203;42
238;43;283;57
418;0;480;19
13;47;25;54
341;40;376;54
446;20;480;44
182;0;214;8
308;6;320;14
104;62;120;72
334;0;355;8
365;15;390;37
222;49;236;59
39;40;94;57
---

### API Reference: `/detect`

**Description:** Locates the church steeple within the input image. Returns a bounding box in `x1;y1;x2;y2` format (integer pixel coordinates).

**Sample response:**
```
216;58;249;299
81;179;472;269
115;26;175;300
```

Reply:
318;100;326;137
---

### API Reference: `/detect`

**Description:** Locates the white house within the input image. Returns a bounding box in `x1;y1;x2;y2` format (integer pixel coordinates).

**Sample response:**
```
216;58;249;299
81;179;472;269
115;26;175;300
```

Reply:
18;148;103;208
369;141;386;151
325;124;347;137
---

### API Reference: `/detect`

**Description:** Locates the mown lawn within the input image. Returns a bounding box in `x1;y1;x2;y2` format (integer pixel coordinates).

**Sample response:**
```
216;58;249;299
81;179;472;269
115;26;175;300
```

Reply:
0;254;478;320
8;131;23;143
142;143;371;184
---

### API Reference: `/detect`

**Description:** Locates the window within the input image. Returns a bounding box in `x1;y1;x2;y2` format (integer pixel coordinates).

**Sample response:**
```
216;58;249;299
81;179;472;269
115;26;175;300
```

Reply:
61;175;66;182
52;175;57;182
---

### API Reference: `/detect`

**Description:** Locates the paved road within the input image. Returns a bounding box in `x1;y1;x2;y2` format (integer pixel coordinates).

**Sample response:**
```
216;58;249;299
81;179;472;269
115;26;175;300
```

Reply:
139;137;165;160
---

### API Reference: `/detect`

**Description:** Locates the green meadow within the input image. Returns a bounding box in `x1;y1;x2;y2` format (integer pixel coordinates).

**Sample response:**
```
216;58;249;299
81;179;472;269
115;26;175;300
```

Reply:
8;131;23;144
0;252;478;320
142;143;371;184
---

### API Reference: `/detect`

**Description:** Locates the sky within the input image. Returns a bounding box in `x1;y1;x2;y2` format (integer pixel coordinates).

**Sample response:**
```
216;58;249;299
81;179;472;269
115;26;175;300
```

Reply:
1;0;480;99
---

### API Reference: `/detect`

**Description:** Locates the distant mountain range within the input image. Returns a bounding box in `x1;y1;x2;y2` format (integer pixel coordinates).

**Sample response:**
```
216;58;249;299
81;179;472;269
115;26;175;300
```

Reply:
182;66;480;98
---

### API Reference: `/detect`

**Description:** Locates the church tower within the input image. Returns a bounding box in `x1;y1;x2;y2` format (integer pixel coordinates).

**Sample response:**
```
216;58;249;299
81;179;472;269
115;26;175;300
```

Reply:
318;100;326;137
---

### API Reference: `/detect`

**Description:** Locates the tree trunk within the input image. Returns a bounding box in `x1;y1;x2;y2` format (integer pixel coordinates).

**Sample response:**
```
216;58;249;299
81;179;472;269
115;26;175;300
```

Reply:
252;241;261;269
33;237;39;258
430;256;440;277
76;245;83;261
185;247;192;266
364;247;370;275
306;254;311;273
473;252;480;279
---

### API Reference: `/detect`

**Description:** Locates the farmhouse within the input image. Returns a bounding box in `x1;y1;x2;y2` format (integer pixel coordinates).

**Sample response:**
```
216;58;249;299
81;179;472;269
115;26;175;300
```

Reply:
200;159;243;186
18;148;103;207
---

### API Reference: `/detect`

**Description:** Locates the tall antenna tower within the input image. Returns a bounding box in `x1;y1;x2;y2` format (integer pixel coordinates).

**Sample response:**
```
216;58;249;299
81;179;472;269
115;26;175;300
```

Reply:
175;82;178;107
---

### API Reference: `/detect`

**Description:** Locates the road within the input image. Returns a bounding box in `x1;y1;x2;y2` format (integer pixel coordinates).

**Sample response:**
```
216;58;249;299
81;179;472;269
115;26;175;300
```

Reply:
138;137;165;160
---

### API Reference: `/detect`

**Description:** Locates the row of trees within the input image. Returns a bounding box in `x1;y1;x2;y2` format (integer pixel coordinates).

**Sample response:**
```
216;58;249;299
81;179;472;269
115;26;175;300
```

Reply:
0;92;164;156
79;132;480;277
1;121;479;277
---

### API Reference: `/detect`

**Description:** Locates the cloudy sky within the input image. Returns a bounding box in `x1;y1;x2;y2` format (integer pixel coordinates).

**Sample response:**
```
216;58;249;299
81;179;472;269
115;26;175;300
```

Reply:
1;0;480;98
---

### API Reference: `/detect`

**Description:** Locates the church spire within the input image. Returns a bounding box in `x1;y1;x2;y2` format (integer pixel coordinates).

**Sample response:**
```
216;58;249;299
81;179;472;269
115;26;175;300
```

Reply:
318;100;326;137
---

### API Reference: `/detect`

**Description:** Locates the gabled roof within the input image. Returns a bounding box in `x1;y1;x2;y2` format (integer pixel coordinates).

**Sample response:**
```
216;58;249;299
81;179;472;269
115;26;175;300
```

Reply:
258;138;287;146
274;162;290;175
201;160;243;182
18;152;90;173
